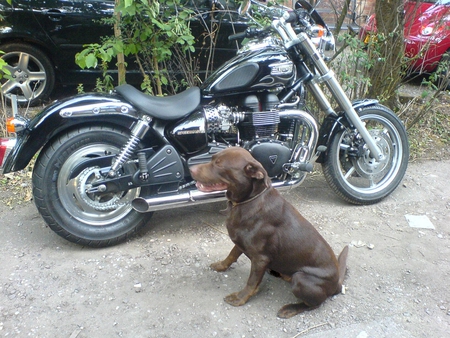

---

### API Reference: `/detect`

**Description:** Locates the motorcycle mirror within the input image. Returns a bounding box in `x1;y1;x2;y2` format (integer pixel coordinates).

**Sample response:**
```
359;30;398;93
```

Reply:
238;0;251;16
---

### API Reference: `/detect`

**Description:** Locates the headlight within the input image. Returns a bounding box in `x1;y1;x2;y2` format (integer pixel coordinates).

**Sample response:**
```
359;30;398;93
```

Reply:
421;24;444;37
309;25;335;61
421;25;434;36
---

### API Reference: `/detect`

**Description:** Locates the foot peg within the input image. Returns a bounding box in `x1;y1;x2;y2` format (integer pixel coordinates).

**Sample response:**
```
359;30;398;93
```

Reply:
283;145;327;173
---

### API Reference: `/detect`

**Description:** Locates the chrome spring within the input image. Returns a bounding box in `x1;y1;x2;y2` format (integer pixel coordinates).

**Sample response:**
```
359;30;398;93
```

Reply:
109;119;150;177
109;135;140;175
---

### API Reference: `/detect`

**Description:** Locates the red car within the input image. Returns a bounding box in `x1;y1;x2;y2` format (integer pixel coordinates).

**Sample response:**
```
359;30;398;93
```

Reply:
359;0;450;75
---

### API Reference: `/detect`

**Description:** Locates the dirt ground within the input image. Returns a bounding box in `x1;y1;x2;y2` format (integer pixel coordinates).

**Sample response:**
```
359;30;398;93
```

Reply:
0;156;449;337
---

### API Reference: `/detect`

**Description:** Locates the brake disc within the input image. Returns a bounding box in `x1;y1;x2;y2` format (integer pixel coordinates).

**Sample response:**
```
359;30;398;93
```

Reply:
353;129;394;180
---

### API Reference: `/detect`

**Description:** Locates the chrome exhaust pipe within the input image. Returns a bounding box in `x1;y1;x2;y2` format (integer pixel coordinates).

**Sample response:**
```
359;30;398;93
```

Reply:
132;189;227;212
131;175;306;213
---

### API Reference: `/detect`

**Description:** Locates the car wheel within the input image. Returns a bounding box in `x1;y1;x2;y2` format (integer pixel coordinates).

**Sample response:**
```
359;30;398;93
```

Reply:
0;43;55;106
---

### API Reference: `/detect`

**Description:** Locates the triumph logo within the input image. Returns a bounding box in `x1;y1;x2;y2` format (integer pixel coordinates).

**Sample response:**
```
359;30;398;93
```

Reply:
269;155;278;165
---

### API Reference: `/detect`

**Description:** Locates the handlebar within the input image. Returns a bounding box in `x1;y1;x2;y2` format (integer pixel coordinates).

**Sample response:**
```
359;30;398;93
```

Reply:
228;27;271;41
282;11;298;24
228;31;248;41
228;1;334;59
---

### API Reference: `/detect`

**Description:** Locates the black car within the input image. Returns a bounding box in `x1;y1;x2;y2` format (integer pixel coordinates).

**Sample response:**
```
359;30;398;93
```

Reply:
0;0;247;105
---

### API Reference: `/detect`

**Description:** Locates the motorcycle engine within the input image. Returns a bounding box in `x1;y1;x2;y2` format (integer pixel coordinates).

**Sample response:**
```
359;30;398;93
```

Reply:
204;94;292;177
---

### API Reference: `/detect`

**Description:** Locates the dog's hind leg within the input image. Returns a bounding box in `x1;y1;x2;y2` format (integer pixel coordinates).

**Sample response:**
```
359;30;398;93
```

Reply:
278;271;328;318
277;303;319;318
267;270;293;282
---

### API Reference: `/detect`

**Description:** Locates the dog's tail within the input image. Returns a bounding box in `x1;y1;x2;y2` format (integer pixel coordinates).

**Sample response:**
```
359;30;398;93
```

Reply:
336;245;349;293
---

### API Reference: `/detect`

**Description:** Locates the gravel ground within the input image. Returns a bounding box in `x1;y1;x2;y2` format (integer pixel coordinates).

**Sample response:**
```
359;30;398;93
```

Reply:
1;158;449;337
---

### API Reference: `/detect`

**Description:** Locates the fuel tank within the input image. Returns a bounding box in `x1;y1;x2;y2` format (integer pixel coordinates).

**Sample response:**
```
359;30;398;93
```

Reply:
201;40;296;96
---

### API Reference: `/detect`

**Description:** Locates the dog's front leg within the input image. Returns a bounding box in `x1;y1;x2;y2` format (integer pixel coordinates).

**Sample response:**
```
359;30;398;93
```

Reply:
210;245;243;272
225;256;269;306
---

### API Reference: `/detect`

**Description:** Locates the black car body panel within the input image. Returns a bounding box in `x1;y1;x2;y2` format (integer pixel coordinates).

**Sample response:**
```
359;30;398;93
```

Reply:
0;0;116;84
0;0;247;103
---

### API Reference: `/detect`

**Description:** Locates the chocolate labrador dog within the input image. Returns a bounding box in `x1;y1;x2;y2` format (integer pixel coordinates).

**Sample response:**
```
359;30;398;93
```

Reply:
190;147;348;318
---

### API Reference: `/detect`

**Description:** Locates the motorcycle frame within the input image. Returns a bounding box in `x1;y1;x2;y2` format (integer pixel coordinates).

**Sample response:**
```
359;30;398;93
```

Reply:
3;4;383;180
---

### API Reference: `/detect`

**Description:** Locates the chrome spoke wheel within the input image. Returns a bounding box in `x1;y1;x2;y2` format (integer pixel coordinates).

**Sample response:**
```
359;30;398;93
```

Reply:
32;127;153;247
323;105;409;205
57;144;141;226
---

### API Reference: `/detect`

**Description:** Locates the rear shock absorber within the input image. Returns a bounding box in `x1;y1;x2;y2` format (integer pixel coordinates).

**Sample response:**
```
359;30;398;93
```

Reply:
108;117;151;178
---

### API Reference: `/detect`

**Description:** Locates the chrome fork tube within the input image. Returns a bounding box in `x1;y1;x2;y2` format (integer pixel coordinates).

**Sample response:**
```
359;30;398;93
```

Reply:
295;31;383;160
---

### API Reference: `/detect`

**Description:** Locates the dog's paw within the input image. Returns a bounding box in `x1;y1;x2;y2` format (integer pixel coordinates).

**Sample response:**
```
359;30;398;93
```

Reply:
224;292;247;306
210;261;229;272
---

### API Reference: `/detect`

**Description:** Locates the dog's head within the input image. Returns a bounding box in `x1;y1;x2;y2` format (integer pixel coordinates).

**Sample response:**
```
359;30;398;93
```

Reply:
190;147;270;203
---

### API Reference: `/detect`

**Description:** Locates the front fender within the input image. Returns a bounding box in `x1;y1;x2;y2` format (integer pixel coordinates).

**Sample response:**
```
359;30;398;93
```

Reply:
316;99;378;163
3;93;140;173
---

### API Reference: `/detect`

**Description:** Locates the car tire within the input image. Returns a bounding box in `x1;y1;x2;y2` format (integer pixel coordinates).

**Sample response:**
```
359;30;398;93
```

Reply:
0;43;55;106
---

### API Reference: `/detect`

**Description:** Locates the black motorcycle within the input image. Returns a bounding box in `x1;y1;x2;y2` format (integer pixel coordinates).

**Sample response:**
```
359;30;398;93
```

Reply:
1;0;409;246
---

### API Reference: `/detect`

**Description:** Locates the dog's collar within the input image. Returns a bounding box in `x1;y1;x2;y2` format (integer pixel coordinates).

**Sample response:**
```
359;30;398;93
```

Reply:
229;186;270;208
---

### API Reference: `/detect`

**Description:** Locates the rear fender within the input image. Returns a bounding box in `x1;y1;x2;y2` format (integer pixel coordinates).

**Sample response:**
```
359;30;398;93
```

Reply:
3;93;141;173
316;99;378;163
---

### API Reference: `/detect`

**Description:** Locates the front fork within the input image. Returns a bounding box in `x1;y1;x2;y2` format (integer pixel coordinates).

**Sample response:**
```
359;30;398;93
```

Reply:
293;32;384;161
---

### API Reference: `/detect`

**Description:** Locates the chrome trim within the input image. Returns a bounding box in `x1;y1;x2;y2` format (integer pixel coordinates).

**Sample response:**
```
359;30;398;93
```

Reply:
279;109;319;164
277;96;300;108
9;115;29;133
131;177;305;213
60;102;137;118
269;61;294;76
310;70;335;85
238;36;282;54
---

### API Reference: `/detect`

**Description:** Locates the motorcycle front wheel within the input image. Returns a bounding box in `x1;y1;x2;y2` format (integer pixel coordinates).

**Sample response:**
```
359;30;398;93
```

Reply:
32;126;154;247
322;104;409;205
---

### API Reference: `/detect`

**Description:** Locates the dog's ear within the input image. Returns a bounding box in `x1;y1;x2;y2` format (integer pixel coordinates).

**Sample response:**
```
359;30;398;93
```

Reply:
244;162;266;180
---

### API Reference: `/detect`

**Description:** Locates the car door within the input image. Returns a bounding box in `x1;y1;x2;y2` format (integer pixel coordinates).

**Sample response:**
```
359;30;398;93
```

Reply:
0;0;53;46
33;0;115;83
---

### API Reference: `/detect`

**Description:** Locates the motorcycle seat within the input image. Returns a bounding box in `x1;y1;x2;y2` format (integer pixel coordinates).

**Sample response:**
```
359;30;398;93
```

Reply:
115;84;201;120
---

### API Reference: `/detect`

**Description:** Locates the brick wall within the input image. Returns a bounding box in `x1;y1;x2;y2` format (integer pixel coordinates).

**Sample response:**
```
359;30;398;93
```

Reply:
285;0;376;28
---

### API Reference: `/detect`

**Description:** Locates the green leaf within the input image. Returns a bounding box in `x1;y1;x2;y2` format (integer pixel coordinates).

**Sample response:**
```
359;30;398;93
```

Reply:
85;54;98;68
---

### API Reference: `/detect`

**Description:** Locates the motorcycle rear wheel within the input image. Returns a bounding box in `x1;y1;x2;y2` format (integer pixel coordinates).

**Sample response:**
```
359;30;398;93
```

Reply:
32;126;153;247
322;105;409;205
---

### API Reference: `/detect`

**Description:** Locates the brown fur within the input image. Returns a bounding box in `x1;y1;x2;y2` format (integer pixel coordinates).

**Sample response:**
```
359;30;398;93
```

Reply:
190;147;348;318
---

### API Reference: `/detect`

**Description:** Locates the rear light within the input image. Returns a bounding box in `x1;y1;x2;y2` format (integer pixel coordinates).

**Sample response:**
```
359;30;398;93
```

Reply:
0;138;16;171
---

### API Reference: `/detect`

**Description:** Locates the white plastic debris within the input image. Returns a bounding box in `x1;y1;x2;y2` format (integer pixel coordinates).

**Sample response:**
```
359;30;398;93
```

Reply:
350;240;375;250
405;215;435;229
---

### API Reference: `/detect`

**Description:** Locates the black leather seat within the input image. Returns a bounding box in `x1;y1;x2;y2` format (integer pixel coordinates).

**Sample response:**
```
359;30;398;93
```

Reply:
115;84;201;120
